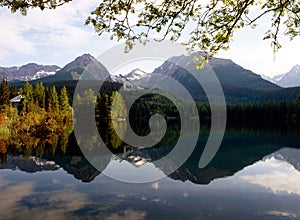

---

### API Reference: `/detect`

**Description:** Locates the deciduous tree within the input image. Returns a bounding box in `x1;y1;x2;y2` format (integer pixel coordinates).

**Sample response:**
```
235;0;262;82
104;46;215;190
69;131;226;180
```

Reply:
3;0;300;63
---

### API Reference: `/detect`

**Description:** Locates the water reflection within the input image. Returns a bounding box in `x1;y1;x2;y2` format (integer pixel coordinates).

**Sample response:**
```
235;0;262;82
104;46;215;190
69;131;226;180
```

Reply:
0;122;300;185
240;148;300;195
1;147;300;219
1;122;300;219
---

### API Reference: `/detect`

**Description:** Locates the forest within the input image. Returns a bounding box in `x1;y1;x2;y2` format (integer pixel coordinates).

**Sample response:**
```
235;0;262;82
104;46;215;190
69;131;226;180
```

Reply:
0;79;73;141
1;78;300;150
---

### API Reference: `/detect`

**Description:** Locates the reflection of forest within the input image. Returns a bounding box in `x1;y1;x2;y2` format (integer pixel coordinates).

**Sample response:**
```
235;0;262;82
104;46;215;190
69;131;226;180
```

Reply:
1;121;300;184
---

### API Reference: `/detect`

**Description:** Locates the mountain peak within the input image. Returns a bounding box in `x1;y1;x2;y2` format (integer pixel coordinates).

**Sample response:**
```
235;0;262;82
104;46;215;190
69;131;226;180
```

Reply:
126;68;148;80
291;64;300;72
269;64;300;87
132;68;144;72
49;53;111;82
61;54;97;72
75;53;95;61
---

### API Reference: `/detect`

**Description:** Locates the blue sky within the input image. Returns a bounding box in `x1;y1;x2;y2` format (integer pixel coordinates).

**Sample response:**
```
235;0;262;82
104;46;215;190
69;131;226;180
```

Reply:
0;0;300;77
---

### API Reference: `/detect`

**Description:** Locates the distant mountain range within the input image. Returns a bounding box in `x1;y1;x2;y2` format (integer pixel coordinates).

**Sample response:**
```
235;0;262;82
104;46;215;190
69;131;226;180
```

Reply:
114;53;300;103
0;63;60;81
262;65;300;87
2;53;300;103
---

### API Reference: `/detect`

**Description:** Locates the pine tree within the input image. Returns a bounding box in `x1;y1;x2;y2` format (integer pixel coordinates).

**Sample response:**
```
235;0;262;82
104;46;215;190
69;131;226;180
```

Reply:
22;81;33;113
10;84;18;99
33;83;45;108
110;92;126;119
59;86;72;121
48;86;59;114
0;78;10;107
73;94;82;106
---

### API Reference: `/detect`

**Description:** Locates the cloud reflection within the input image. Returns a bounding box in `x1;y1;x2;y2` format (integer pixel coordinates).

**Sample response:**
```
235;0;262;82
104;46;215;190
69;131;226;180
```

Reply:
241;157;300;195
0;176;148;219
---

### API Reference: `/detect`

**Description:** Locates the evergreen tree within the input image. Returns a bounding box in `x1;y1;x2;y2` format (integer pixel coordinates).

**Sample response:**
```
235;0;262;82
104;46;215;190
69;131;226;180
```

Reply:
59;86;72;121
22;81;33;113
48;86;59;114
0;78;10;107
45;86;50;112
10;84;18;99
34;83;45;108
110;92;126;119
73;94;82;106
82;89;96;105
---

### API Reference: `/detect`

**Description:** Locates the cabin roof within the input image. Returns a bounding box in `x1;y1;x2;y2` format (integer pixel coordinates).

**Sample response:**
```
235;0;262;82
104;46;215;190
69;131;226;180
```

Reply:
10;95;23;103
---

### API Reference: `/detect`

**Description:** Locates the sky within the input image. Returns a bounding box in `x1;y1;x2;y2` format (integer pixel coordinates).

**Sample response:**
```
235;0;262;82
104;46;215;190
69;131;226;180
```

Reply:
1;0;300;77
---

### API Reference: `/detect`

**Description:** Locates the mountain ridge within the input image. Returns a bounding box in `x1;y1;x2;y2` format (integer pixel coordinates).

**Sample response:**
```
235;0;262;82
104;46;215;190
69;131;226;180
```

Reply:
5;52;300;104
263;64;300;88
31;53;112;84
1;63;60;81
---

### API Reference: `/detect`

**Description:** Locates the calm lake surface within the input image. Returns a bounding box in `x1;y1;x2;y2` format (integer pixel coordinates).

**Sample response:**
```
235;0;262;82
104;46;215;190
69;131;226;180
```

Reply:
1;127;300;219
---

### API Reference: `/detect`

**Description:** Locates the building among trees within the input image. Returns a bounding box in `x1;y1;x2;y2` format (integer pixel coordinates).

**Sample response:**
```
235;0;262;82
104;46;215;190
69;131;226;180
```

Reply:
10;95;24;108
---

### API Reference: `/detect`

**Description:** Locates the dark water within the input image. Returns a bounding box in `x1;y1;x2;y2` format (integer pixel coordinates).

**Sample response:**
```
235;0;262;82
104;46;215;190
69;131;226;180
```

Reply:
1;127;300;219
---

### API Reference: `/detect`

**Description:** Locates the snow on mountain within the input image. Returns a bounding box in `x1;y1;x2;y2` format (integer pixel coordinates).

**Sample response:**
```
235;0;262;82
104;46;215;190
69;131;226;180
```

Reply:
273;74;285;82
110;75;120;83
111;68;150;84
125;68;148;81
277;65;300;87
30;70;57;80
263;65;300;87
2;63;60;81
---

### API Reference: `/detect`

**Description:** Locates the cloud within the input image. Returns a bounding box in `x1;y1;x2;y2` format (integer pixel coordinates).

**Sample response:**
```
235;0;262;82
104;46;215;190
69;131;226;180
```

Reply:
0;14;36;58
0;0;108;65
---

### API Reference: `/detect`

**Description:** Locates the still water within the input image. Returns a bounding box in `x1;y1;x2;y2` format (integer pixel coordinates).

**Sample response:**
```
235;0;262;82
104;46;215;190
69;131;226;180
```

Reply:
0;128;300;219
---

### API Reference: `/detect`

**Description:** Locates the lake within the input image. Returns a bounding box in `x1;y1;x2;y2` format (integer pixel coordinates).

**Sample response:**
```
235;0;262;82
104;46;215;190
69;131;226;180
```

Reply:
0;127;300;219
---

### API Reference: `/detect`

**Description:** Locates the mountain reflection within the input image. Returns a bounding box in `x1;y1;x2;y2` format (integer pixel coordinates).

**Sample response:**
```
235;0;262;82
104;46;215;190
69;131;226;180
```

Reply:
0;121;300;184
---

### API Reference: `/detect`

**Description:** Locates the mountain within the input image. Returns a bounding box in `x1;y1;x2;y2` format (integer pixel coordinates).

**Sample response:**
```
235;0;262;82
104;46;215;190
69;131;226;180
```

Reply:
267;65;300;87
125;68;148;81
127;53;282;103
0;67;9;79
153;53;279;90
112;68;149;83
6;52;300;103
38;54;112;83
1;63;60;81
7;63;60;81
